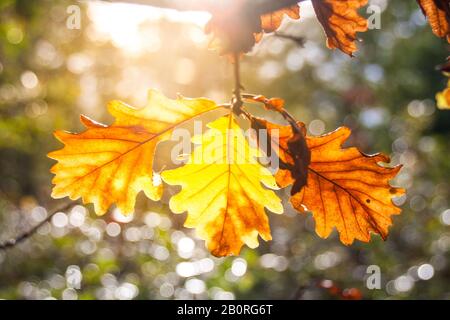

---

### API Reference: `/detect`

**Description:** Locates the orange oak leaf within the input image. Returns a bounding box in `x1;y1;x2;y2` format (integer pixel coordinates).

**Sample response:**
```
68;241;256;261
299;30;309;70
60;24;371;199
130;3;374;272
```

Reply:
418;0;450;107
260;122;404;245
311;0;368;56
418;0;450;42
295;127;404;244
48;90;218;215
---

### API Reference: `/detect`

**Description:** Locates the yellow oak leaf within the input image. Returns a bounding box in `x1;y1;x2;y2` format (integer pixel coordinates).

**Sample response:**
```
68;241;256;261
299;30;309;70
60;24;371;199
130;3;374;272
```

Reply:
48;89;218;215
161;113;283;257
436;60;450;109
437;79;450;109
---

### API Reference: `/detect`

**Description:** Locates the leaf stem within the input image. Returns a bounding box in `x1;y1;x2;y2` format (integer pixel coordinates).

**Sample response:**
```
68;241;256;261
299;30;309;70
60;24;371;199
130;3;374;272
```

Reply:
232;53;244;116
241;93;303;133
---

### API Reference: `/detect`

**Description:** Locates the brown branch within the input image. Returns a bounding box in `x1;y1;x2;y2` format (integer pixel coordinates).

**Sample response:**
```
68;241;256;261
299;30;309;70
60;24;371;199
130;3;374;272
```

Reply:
0;201;75;251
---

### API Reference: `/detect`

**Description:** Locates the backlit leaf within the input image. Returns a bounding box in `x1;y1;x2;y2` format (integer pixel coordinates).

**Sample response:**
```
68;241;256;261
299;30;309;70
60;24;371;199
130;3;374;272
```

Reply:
48;90;218;215
437;79;450;109
311;0;368;56
161;113;283;257
256;122;404;245
418;0;450;42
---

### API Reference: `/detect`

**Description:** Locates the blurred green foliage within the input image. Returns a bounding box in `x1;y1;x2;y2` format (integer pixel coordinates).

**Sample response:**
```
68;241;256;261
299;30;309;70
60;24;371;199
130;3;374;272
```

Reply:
0;0;449;300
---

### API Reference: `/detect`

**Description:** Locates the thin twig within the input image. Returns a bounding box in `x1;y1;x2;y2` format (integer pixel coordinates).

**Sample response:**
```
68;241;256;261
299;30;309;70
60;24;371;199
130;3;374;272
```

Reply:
242;93;302;133
232;53;244;116
240;93;311;191
0;201;75;251
274;32;306;47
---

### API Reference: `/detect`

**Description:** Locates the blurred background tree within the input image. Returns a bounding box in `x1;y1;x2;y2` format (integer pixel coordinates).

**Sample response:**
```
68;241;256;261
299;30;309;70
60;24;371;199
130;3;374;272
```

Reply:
0;0;449;299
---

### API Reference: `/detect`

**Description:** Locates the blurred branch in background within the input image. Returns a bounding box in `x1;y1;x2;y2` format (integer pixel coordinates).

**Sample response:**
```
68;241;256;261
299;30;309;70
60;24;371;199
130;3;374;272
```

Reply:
0;202;75;251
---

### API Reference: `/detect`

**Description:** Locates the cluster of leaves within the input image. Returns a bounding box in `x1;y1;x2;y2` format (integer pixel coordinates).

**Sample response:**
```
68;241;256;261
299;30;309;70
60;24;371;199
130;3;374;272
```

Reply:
1;0;449;301
47;0;448;258
48;90;404;257
206;0;368;56
207;0;450;107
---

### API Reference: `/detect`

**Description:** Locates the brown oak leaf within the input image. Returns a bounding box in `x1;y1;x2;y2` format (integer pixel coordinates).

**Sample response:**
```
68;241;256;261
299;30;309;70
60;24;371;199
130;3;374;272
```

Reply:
418;0;450;42
311;0;369;56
